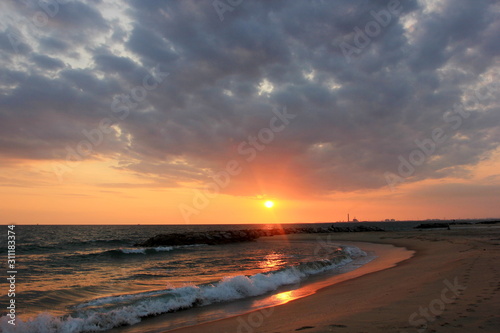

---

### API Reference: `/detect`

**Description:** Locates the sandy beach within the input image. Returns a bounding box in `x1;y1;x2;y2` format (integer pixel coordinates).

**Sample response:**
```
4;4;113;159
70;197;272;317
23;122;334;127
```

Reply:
167;226;500;333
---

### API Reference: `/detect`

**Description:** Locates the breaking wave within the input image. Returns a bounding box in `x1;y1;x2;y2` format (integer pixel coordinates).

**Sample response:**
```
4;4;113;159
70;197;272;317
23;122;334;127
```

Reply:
0;246;366;333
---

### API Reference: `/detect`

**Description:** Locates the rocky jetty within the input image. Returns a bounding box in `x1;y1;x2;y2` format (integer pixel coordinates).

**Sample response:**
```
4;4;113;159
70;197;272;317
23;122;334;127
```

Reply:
415;223;450;229
476;220;500;225
136;230;261;247
135;224;385;247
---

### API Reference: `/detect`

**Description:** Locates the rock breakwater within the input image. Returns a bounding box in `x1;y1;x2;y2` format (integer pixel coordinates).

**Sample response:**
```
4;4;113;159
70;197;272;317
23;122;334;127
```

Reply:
135;225;384;247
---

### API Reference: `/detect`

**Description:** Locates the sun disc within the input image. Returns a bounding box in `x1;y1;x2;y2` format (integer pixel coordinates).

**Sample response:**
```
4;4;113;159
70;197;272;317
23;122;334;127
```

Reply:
264;200;274;208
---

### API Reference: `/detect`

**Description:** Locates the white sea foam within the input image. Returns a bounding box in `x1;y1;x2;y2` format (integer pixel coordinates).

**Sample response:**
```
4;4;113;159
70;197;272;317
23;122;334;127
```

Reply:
120;248;146;254
0;246;366;333
117;244;202;255
342;246;367;258
154;246;174;252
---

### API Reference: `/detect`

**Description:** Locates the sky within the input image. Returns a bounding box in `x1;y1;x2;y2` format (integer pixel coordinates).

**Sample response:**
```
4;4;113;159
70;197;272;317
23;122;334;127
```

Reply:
0;0;499;225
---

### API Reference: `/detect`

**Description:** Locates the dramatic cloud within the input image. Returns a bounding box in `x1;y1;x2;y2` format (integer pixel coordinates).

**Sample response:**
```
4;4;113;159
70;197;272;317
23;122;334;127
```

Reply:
0;0;499;198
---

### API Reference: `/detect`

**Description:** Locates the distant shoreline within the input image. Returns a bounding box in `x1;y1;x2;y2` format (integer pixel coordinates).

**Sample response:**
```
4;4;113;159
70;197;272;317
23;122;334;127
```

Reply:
7;218;500;227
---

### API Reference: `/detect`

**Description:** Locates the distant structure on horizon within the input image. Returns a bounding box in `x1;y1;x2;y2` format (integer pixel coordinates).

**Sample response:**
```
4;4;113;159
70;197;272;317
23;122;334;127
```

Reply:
385;218;396;222
346;214;359;223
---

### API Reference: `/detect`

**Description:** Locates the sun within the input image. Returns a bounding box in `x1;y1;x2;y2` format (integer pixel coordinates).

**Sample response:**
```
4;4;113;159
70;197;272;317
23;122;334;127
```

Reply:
264;200;275;208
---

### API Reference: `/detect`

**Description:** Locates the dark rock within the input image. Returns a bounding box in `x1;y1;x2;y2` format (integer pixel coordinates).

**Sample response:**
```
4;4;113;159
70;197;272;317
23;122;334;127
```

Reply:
476;220;500;225
415;223;450;229
135;224;386;247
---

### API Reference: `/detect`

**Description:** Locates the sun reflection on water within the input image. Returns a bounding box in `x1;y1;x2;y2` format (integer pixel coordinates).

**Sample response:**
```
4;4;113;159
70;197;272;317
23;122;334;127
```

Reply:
258;252;287;270
274;290;294;303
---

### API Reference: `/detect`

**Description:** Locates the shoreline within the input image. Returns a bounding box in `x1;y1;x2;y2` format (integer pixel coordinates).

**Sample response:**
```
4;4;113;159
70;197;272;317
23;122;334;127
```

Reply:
107;237;413;333
164;227;499;333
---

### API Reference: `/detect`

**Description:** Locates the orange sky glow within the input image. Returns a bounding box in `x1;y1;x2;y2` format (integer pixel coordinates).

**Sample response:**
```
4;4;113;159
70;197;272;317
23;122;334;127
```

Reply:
2;147;499;224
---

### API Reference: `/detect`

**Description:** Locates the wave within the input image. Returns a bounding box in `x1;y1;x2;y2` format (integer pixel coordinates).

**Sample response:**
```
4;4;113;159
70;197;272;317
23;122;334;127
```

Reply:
118;246;174;254
106;244;205;256
20;239;132;254
0;246;366;333
64;244;207;260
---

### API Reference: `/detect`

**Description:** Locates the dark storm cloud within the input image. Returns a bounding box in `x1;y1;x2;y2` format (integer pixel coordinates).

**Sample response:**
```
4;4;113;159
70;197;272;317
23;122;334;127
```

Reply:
0;0;498;195
49;1;108;30
93;54;137;73
31;54;65;70
126;25;179;65
407;0;496;73
0;29;32;55
38;36;69;53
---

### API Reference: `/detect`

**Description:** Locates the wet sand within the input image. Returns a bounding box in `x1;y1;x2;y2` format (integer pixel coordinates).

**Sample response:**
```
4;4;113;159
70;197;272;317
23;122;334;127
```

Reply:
166;226;500;333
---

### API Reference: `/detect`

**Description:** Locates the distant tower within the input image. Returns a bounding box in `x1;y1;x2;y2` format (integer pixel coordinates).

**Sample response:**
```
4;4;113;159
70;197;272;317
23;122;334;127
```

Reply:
347;213;350;222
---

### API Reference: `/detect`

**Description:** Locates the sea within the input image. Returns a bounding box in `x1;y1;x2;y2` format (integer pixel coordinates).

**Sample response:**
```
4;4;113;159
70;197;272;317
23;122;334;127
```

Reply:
0;221;466;332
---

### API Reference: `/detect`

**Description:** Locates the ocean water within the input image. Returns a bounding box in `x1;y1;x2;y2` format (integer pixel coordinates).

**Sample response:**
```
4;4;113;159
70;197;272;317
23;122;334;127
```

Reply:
0;223;416;332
